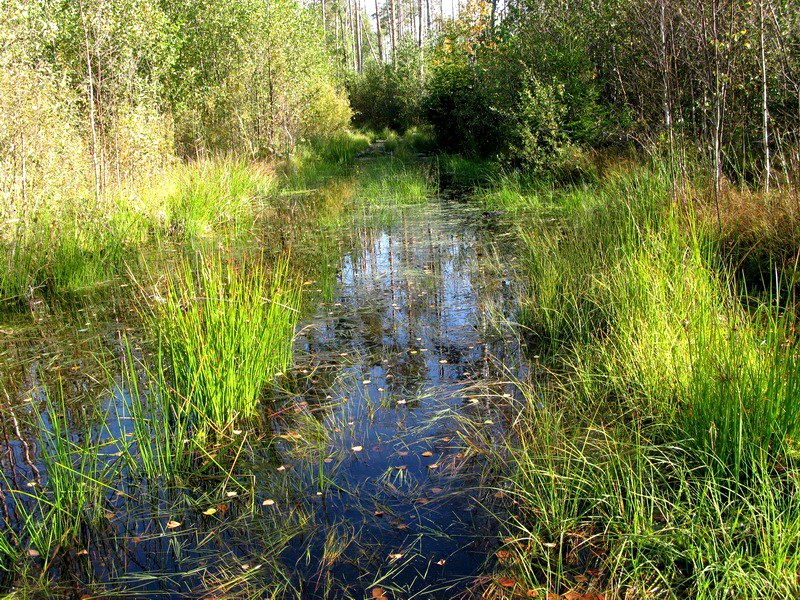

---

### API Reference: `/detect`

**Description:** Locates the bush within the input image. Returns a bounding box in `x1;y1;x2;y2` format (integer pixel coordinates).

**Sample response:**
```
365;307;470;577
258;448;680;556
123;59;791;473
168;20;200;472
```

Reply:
423;58;568;171
348;58;424;133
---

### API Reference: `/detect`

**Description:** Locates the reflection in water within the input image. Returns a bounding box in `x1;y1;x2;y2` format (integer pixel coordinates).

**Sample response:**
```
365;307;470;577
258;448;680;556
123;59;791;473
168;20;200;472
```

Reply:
0;195;528;599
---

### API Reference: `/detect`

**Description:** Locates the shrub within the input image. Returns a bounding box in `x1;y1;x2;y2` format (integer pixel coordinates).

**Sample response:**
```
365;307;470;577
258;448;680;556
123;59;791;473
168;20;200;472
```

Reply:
348;60;424;132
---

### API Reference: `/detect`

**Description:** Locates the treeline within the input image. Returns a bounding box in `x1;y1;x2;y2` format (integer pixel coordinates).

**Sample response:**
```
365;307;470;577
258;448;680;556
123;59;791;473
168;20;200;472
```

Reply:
353;0;800;187
0;0;349;211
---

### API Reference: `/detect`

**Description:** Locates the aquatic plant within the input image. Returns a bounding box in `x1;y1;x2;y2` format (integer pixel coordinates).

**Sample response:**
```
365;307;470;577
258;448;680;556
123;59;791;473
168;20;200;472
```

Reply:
3;386;116;563
152;253;301;426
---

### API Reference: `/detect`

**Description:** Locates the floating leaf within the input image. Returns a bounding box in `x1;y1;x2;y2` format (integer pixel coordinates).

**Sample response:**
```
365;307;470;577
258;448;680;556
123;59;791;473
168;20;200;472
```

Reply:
203;508;218;516
421;451;434;457
498;577;516;588
26;549;40;557
496;550;511;559
166;520;181;529
262;499;275;506
352;445;364;452
435;558;446;565
371;588;385;598
225;491;238;498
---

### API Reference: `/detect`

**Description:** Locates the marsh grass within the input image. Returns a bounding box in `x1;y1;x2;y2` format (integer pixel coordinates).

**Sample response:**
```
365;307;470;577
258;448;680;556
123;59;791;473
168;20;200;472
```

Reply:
151;253;301;427
353;158;435;227
3;385;118;565
488;161;800;598
0;133;366;307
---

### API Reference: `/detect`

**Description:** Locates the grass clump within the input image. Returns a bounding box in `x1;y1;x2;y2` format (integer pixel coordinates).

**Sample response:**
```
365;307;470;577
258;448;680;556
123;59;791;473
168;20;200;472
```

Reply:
357;158;434;209
2;388;115;567
151;253;301;427
495;162;800;599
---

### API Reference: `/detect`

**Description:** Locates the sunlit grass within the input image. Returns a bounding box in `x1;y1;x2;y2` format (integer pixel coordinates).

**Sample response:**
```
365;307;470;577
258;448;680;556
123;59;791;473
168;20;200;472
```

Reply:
493;161;800;598
151;253;301;427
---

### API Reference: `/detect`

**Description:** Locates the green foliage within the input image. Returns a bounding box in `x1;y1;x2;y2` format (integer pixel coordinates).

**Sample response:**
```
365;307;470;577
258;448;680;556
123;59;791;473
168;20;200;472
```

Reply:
423;40;572;170
164;0;349;156
501;162;800;597
348;59;424;132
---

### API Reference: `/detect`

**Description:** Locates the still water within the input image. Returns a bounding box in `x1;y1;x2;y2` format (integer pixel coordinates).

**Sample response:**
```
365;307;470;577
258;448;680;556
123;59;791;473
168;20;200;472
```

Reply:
0;174;529;599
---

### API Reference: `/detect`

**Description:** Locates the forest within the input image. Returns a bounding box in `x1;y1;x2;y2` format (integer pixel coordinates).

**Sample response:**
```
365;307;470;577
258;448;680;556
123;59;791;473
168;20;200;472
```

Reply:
1;0;800;598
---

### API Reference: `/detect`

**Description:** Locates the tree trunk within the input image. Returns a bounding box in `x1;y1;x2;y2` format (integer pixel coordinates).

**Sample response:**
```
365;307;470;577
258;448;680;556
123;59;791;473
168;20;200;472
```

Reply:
759;0;771;192
389;0;397;61
376;0;384;62
78;0;100;199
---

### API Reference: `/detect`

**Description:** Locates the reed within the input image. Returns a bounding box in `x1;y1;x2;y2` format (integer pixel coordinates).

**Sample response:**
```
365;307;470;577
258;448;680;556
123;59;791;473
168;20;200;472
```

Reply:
3;386;116;563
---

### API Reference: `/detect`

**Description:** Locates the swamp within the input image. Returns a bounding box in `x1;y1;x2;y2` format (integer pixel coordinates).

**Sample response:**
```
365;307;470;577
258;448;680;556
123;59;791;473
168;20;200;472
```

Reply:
3;0;800;598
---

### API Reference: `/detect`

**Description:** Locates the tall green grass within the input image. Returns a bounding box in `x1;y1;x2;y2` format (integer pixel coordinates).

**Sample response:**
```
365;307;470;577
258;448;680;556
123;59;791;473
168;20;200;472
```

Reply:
496;162;800;598
170;158;276;238
0;132;366;307
151;253;301;426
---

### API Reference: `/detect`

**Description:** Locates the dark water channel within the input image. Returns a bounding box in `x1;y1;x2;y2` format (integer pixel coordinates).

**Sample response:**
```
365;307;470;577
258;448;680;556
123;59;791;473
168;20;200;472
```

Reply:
0;179;529;599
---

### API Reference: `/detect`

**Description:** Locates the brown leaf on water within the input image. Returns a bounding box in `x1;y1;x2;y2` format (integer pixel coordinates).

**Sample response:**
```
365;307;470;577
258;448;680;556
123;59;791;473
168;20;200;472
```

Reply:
497;577;516;588
77;549;89;556
166;520;181;529
496;550;510;559
562;592;582;600
421;451;434;457
371;588;385;598
26;549;40;557
373;510;384;517
216;504;229;514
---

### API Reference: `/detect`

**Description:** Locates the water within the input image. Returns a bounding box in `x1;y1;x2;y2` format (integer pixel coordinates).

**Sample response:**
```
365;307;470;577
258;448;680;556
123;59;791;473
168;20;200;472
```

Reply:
0;176;529;599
